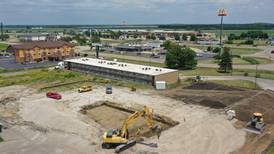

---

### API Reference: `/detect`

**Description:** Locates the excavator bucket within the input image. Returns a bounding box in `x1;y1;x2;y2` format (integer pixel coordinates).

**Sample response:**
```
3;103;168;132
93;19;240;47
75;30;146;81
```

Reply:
151;125;162;139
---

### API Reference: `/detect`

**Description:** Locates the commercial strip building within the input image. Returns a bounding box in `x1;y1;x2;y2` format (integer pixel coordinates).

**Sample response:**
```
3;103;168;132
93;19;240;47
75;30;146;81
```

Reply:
64;58;179;86
6;41;75;63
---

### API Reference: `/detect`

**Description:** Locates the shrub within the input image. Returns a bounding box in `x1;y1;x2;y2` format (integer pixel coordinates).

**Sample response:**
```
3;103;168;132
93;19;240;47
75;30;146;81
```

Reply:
232;55;241;58
255;74;261;78
64;72;77;78
131;86;136;92
244;72;249;76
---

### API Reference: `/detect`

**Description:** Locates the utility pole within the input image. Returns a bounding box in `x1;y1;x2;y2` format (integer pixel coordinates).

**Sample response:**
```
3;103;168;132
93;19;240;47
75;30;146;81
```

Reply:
0;22;3;41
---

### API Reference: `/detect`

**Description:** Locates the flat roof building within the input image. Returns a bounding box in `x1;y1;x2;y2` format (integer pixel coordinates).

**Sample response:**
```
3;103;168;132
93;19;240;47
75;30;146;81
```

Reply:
65;58;179;86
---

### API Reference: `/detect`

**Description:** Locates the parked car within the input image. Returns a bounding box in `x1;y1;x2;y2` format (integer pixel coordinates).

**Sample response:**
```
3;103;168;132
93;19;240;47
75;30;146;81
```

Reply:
46;92;62;100
106;85;112;94
78;85;92;93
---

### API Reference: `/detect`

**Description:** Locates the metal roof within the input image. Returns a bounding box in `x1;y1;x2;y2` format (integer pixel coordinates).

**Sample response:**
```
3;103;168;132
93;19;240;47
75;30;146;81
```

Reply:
65;58;177;76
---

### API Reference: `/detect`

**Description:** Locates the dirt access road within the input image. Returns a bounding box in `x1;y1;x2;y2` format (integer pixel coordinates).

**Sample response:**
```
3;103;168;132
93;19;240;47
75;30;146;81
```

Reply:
0;85;245;154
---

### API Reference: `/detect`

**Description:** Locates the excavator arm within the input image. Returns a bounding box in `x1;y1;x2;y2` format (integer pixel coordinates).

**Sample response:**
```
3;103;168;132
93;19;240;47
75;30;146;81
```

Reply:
121;106;155;138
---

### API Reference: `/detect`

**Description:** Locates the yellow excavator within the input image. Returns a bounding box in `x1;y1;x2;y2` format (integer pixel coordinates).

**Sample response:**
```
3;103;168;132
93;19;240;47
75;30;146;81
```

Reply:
102;106;161;152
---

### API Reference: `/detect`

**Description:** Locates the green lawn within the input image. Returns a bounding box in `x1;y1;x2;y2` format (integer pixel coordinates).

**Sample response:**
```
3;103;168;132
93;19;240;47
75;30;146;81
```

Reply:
200;57;272;65
268;147;274;154
0;69;152;90
188;44;260;55
252;57;273;64
230;48;259;55
180;67;274;80
0;43;8;51
208;80;259;90
199;58;250;65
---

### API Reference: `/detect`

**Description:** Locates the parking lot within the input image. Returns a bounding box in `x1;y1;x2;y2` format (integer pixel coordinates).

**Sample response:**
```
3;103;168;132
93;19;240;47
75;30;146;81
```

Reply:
0;57;58;69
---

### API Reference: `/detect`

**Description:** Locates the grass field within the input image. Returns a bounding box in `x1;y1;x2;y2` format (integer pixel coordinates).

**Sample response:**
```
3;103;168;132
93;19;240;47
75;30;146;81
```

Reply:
230;48;259;55
180;67;274;80
0;69;152;90
188;44;260;55
0;43;8;51
268;147;274;154
200;57;272;65
199;58;250;65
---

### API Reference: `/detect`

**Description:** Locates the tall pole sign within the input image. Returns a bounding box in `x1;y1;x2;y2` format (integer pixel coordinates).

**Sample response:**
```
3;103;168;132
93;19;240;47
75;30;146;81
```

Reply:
218;9;227;49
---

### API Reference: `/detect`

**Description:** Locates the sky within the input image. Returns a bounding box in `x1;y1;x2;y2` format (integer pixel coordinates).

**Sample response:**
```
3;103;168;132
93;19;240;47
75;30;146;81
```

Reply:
0;0;273;25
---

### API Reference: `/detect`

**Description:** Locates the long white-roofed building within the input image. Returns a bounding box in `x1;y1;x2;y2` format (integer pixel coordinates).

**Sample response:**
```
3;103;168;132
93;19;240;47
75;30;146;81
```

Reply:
64;58;179;86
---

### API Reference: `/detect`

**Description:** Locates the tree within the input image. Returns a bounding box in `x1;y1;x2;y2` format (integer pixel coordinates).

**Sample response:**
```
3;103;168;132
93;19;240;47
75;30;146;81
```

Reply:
244;39;254;45
61;36;73;42
165;44;197;70
207;46;213;52
190;34;197;41
228;33;240;40
0;34;9;41
213;47;221;53
218;48;232;73
174;34;180;41
163;40;176;49
91;35;101;43
182;34;188;41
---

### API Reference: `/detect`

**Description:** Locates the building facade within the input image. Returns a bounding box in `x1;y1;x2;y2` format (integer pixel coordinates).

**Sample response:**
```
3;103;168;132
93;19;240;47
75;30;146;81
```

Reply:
7;41;74;63
65;58;179;86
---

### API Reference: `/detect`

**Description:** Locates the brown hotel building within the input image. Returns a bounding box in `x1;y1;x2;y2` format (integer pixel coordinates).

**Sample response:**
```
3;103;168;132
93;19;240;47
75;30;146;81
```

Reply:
6;41;75;63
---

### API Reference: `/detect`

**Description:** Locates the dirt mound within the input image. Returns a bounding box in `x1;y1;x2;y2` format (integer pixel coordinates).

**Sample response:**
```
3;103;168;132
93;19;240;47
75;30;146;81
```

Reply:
163;88;255;109
232;90;274;124
0;96;17;105
185;82;243;91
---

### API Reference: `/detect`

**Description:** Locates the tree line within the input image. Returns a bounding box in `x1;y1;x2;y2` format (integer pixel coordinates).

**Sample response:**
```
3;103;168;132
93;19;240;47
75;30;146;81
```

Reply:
228;31;269;40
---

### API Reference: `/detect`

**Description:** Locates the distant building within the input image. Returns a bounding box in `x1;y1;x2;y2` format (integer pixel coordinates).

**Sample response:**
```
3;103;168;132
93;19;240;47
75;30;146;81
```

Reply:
6;41;74;63
197;40;219;45
65;58;179;86
114;45;152;52
18;33;61;42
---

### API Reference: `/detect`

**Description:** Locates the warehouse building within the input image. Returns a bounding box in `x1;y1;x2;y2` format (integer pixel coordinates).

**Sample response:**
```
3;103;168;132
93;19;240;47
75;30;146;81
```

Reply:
64;58;179;86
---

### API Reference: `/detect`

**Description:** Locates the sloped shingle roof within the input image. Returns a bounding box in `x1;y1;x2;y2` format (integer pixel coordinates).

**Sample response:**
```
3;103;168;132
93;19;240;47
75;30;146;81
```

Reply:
9;41;74;50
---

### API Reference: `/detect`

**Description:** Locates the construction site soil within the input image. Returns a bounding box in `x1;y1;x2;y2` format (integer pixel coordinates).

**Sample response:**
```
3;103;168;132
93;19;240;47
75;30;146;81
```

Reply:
80;101;179;139
184;82;244;91
162;82;274;154
0;83;274;154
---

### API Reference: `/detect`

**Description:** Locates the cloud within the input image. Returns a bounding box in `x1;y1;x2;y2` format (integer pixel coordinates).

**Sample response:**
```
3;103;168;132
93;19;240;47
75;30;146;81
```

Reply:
0;0;273;24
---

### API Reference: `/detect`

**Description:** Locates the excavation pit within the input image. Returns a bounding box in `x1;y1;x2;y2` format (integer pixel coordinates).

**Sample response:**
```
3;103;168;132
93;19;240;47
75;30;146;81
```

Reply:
80;101;179;138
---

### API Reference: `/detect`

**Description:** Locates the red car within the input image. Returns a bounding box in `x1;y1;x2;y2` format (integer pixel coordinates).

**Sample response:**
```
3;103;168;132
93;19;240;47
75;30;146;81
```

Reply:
46;92;62;100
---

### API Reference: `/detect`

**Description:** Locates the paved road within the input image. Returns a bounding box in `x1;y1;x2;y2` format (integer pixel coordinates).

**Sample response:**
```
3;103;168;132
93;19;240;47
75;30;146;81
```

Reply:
181;75;274;90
